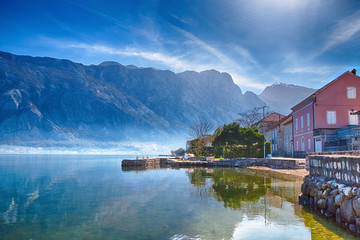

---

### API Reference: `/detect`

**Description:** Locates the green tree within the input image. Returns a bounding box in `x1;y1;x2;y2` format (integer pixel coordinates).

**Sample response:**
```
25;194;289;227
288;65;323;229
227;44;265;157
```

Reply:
188;138;206;157
212;122;265;148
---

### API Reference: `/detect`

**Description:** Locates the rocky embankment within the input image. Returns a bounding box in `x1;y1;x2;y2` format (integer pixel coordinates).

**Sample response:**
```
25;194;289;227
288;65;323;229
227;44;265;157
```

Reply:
300;175;360;234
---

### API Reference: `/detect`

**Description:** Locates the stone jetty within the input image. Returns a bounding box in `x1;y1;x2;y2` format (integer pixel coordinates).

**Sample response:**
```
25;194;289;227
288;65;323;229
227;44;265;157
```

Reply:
300;151;360;235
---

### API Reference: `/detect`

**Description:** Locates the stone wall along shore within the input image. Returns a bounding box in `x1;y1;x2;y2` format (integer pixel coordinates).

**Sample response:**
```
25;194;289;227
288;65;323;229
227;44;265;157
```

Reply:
300;151;360;235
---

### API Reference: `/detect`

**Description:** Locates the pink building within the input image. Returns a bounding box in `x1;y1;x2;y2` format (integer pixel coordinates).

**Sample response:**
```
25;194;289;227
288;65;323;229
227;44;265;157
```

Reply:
291;70;360;155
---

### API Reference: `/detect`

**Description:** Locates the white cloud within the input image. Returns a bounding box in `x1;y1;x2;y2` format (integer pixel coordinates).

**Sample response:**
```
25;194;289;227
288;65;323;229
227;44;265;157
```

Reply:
66;43;195;71
176;28;239;68
47;38;268;91
321;9;360;53
173;28;267;90
231;73;268;90
283;66;335;75
232;45;258;66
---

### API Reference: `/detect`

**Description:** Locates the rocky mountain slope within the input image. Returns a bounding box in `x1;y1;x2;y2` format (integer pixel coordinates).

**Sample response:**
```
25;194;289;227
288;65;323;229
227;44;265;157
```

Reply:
258;82;315;115
0;51;266;144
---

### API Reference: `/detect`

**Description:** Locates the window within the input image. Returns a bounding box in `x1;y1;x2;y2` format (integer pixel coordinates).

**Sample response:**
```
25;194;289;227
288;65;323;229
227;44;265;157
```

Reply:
327;111;336;124
295;118;298;130
307;113;310;127
301;116;303;128
349;110;359;125
301;137;305;151
347;87;356;99
308;139;311;150
296;141;299;150
273;130;276;138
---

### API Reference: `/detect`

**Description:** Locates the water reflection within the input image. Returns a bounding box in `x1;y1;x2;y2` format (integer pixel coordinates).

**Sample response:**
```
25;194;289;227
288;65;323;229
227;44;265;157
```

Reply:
0;155;356;239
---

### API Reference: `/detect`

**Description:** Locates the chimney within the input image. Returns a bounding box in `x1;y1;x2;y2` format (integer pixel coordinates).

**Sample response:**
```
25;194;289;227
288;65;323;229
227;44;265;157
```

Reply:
351;69;357;75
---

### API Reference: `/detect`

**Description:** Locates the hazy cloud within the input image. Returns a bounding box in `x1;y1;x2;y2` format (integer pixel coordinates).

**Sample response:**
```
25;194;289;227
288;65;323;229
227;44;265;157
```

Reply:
283;66;335;75
321;9;360;53
55;40;267;90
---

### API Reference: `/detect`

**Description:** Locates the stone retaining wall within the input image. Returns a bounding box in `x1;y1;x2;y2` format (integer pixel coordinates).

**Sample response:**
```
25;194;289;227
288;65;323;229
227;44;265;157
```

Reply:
121;158;169;168
308;155;360;185
307;150;360;156
300;175;360;235
305;151;360;170
122;157;304;169
300;152;360;235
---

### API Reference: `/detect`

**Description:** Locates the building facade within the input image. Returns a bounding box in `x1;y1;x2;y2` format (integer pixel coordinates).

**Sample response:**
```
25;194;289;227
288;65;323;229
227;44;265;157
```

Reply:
254;112;285;135
265;114;293;157
279;115;293;157
291;70;360;155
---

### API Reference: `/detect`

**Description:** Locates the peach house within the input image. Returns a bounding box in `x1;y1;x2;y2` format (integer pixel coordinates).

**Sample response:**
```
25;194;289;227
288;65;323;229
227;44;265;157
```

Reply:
291;70;360;155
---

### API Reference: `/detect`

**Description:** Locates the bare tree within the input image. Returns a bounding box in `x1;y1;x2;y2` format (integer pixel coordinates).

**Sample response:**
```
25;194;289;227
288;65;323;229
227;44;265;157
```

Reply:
188;116;213;139
236;107;264;127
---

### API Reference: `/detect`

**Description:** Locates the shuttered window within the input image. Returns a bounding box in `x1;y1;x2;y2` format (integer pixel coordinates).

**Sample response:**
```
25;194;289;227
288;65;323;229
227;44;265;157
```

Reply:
327;111;336;125
347;87;356;99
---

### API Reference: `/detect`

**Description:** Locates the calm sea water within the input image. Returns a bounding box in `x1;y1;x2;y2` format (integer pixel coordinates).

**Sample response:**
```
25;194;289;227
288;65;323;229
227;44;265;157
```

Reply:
0;154;356;240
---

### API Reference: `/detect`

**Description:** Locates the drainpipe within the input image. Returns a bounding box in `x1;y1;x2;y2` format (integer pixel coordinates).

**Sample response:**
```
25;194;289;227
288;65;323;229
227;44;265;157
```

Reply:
313;98;316;151
292;114;294;157
262;105;268;158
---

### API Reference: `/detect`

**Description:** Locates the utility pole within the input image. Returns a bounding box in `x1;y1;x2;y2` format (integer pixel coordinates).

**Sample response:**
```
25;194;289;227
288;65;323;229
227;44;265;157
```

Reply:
262;105;269;158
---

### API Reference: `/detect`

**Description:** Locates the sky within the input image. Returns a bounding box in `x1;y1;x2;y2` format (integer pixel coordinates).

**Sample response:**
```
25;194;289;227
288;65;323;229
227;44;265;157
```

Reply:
1;0;360;94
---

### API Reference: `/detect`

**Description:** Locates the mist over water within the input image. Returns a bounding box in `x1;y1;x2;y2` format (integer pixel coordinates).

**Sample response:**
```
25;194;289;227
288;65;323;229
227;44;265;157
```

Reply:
0;140;184;155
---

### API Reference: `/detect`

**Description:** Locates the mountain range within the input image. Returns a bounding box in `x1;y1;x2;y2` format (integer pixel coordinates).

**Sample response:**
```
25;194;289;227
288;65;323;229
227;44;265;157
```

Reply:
0;51;314;145
258;82;315;115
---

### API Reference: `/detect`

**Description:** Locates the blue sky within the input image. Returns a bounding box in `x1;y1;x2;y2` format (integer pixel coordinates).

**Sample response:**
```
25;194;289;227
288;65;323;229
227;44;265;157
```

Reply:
1;0;360;94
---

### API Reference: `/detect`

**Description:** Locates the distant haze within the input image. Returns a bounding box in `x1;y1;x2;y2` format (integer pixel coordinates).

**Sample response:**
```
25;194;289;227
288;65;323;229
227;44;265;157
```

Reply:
259;83;315;115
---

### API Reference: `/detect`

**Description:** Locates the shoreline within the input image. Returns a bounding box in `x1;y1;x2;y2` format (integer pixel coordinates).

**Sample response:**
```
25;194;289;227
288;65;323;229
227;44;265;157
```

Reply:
247;166;309;178
122;157;309;178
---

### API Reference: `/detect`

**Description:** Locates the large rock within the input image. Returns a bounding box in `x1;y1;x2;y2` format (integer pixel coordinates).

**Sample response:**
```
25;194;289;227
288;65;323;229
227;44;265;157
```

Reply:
316;181;323;190
352;187;358;197
353;197;360;217
327;196;337;214
317;199;327;209
335;193;345;206
336;208;342;223
323;188;331;198
301;182;310;195
317;190;324;199
343;187;354;198
330;189;339;197
340;199;356;223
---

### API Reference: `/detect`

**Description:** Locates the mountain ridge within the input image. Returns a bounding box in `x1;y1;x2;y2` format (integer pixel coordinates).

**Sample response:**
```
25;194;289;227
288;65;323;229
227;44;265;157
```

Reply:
0;50;267;144
258;82;315;114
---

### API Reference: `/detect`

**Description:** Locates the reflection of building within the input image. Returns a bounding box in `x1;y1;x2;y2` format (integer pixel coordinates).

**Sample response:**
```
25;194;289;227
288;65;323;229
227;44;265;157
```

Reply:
291;70;360;155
